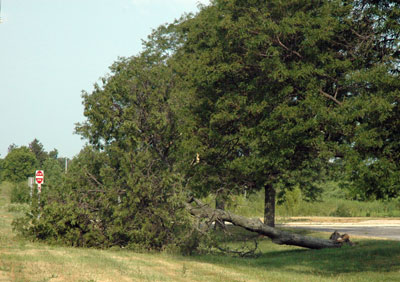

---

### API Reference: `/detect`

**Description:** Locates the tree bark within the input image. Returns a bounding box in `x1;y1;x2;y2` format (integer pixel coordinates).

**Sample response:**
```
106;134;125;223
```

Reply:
186;198;344;250
264;184;275;227
214;195;226;229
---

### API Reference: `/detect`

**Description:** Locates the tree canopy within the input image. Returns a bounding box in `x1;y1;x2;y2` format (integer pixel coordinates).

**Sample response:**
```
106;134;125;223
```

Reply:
168;0;400;225
32;50;197;251
1;147;38;182
13;0;400;252
29;139;48;166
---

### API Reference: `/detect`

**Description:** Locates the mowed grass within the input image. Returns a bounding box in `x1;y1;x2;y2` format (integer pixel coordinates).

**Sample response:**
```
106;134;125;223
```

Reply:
1;182;400;281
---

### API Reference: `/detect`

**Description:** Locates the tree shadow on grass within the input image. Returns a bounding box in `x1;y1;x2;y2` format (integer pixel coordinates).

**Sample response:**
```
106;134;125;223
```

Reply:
193;226;400;277
254;240;400;275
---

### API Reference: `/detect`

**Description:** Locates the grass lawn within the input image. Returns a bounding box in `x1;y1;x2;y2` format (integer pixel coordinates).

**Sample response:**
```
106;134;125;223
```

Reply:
1;182;399;281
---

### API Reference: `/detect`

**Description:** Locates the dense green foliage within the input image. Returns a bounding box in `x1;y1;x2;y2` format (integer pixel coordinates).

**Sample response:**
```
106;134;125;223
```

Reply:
2;182;400;281
337;0;400;200
0;139;67;182
29;139;48;166
10;181;31;204
169;0;400;224
1;147;38;182
171;0;345;225
10;0;400;252
15;51;199;251
223;182;400;218
15;147;196;251
74;50;196;250
0;139;66;203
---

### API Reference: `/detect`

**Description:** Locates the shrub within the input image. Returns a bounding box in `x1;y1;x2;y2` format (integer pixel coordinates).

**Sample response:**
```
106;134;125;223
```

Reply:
330;203;353;217
280;185;303;216
10;181;31;204
7;203;29;213
12;147;201;254
1;147;38;182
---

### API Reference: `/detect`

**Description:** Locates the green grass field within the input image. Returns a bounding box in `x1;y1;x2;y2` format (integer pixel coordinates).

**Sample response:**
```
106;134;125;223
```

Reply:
1;182;400;281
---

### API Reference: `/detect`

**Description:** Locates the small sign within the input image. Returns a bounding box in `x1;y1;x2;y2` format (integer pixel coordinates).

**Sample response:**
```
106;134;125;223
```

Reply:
28;177;34;188
35;170;44;185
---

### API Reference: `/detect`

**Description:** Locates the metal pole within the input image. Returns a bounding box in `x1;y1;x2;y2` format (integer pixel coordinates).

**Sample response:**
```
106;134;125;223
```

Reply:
30;184;33;205
28;177;34;205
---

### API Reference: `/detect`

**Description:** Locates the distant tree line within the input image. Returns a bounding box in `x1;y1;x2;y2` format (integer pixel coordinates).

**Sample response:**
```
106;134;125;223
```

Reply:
0;139;67;191
11;0;400;252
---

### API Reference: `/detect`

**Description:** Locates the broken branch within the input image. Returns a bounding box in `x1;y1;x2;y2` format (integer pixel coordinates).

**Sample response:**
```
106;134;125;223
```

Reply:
186;198;348;249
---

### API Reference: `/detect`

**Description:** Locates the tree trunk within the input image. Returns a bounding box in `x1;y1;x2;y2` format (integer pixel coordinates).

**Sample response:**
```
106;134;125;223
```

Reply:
214;195;226;230
216;196;225;210
186;198;345;250
264;184;275;227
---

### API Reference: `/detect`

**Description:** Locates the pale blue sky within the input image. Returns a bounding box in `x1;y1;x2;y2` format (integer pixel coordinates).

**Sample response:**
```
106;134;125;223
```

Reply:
0;0;209;158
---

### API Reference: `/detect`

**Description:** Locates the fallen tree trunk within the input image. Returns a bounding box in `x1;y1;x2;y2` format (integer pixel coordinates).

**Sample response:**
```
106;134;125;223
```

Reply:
185;198;346;250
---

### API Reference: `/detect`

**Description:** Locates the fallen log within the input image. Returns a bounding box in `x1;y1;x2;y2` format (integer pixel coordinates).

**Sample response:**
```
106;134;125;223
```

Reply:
330;230;355;246
185;198;351;250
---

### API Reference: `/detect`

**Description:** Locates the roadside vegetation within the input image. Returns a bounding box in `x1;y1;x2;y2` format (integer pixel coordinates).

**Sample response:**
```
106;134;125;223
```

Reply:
220;182;400;219
0;0;399;274
1;182;400;282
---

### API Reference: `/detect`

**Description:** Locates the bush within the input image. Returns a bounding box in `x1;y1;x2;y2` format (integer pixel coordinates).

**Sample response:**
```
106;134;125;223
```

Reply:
7;203;30;213
12;147;201;254
10;181;31;204
226;192;263;218
280;185;303;216
330;203;353;217
1;147;38;182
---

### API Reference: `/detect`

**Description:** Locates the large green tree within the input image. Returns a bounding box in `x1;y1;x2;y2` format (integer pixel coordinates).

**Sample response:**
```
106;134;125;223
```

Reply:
29;139;48;166
71;50;194;250
171;0;400;226
15;0;399;250
340;0;400;200
2;146;38;182
17;50;197;251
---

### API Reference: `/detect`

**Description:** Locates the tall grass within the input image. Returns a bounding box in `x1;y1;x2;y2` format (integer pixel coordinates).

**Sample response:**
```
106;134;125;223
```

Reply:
223;182;400;218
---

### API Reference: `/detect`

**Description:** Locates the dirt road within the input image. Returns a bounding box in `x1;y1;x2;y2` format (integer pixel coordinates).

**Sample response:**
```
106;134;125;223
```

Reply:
278;217;400;240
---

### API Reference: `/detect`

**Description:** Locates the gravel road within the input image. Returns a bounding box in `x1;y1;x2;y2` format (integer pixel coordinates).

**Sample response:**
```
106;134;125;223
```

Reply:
278;218;400;240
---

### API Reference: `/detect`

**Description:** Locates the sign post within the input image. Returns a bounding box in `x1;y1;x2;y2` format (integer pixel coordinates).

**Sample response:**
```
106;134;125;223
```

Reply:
35;170;44;193
35;170;44;218
28;177;34;204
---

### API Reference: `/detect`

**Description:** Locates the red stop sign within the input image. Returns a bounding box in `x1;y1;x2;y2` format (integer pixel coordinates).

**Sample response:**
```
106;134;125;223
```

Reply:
35;170;44;184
